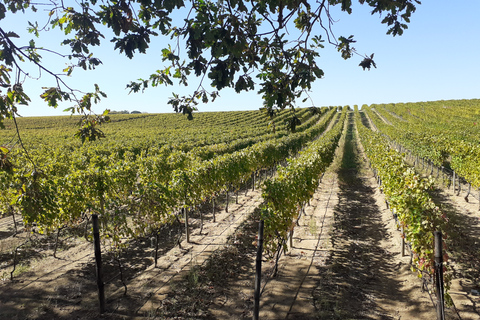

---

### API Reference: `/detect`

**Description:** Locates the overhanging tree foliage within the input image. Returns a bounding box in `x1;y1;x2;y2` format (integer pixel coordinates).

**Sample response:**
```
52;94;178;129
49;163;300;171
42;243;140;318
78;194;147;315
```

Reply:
0;0;420;138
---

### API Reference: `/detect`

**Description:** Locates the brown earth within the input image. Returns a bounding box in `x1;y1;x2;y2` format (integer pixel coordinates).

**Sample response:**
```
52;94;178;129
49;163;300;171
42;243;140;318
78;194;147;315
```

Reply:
0;112;479;319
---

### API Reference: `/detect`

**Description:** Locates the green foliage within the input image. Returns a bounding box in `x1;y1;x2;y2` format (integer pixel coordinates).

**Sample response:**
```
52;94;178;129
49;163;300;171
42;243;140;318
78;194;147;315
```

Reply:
0;0;420;128
0;145;12;172
40;87;70;108
0;107;332;246
262;107;347;254
364;100;480;188
355;106;452;303
359;53;377;70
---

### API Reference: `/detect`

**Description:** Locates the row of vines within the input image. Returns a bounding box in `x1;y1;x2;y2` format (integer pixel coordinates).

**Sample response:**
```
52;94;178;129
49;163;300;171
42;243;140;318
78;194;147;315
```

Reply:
363;101;480;189
261;107;347;254
0;107;338;253
355;106;452;304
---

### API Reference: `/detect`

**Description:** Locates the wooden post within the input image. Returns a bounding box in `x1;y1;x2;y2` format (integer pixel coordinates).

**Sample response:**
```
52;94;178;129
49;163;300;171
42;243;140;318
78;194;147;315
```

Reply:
10;206;17;236
226;189;229;213
53;227;61;258
253;220;265;320
92;214;105;314
452;171;456;194
252;171;256;191
401;228;405;257
457;175;462;196
434;231;445;320
212;197;216;223
154;230;159;268
289;229;294;248
184;207;190;243
199;205;204;234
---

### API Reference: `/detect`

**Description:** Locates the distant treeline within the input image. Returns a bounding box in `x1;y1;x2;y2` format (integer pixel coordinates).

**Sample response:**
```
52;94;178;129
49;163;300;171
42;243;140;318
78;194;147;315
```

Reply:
109;110;143;114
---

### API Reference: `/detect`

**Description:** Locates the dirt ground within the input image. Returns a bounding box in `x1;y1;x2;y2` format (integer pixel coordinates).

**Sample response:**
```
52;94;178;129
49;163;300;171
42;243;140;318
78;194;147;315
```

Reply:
0;112;479;319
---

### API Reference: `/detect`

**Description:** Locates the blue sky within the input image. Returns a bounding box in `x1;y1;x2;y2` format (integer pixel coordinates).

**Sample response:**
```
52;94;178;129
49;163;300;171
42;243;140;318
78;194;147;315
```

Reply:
3;1;480;117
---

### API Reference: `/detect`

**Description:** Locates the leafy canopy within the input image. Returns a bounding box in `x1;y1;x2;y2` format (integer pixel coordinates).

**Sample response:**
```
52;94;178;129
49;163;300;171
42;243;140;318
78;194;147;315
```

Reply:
0;0;420;136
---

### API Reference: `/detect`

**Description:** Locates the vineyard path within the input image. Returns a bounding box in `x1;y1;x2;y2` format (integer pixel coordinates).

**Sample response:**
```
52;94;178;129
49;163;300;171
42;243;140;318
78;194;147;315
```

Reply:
207;111;480;319
252;112;437;319
0;183;266;319
1;110;480;319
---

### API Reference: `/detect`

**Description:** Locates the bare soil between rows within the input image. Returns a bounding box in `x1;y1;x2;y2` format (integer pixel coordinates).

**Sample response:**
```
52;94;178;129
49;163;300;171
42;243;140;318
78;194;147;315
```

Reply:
1;112;479;319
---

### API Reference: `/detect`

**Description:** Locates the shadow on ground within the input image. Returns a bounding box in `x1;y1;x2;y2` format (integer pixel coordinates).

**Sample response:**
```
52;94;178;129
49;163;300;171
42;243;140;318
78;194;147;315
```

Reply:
146;209;260;319
312;113;426;319
430;188;480;317
0;221;184;320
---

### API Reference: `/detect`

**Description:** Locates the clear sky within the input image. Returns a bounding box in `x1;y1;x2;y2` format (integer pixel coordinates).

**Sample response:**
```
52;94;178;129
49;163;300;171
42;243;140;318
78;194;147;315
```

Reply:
3;1;480;117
